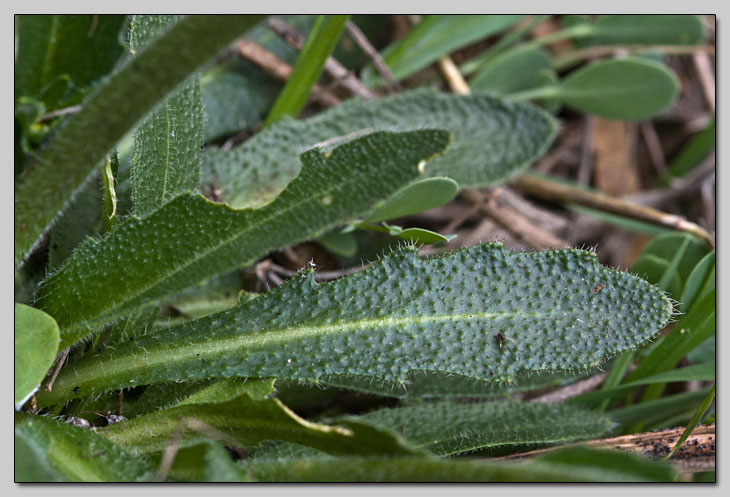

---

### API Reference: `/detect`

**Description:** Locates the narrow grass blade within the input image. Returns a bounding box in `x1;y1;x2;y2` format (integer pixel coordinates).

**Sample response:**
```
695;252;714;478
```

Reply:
265;15;350;125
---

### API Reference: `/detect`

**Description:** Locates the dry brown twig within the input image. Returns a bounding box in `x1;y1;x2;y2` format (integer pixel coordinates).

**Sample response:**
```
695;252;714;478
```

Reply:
461;189;571;250
344;20;400;92
511;174;715;249
232;39;340;107
492;424;715;476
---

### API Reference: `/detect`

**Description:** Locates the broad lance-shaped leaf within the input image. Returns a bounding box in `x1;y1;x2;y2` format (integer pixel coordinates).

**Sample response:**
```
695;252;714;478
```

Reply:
244;447;679;482
255;400;613;458
35;130;452;346
15;412;154;482
202;89;557;209
15;15;264;268
37;243;673;406
130;15;204;216
100;379;420;456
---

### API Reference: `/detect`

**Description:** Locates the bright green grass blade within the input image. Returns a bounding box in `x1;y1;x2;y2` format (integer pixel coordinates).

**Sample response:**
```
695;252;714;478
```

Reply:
663;385;715;461
15;15;264;268
35;130;451;346
265;15;349;125
626;290;714;383
37;242;672;406
608;386;712;428
569;362;715;406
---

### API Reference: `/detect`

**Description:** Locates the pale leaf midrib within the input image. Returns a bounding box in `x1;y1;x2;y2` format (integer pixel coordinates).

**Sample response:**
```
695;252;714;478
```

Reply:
70;309;556;388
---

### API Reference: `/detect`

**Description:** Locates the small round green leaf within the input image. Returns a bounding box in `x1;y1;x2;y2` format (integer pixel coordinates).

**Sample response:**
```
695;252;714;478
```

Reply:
365;177;459;223
395;227;455;245
15;303;60;410
558;57;679;120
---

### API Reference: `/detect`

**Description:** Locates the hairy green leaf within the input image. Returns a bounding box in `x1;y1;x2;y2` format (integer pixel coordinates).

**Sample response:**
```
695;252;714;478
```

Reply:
38;243;672;406
100;381;420;456
15;304;60;409
130;15;204;216
362;15;525;87
353;400;613;455
15;412;154;482
261;399;613;458
202;89;557;208
15;15;263;268
36;130;451;346
245;446;678;482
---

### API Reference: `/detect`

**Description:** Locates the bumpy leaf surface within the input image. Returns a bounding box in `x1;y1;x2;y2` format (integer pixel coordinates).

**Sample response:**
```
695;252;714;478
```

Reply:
37;243;672;406
202;89;557;208
255;399;613;458
130;15;204;216
36;130;451;345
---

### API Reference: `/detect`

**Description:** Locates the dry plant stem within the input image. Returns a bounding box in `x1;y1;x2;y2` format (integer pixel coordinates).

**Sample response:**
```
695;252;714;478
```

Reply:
440;203;482;233
625;152;715;209
529;373;607;403
490;186;569;233
43;348;70;392
494;424;715;472
511;174;715;249
553;44;715;70
153;431;182;482
38;105;82;123
533;130;582;174
267;17;376;100
344;20;400;92
693;52;716;112
701;176;715;230
640;122;668;176
461;189;570;249
437;55;470;95
233;39;340;107
576;117;595;186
